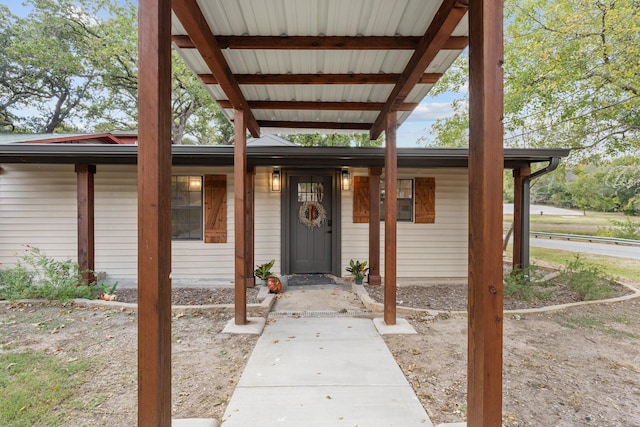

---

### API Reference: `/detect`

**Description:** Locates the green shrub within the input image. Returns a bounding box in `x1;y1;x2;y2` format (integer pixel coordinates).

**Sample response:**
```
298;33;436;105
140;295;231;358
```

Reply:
504;266;549;301
0;246;96;301
559;255;616;301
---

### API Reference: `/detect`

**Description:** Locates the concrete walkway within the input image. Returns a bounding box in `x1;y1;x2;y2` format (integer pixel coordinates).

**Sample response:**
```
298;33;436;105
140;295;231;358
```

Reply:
220;316;433;426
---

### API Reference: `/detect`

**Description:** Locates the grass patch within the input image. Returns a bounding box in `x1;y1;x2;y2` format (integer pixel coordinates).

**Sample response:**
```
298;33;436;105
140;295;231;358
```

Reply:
528;247;640;283
504;266;552;301
557;255;617;301
0;352;93;426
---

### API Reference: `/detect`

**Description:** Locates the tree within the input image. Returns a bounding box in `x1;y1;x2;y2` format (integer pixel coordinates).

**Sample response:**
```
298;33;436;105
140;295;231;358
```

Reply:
284;133;384;147
1;0;232;143
425;0;640;158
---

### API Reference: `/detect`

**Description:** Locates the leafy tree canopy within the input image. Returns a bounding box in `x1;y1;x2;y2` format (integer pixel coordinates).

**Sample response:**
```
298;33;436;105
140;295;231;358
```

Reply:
284;133;384;147
424;0;640;159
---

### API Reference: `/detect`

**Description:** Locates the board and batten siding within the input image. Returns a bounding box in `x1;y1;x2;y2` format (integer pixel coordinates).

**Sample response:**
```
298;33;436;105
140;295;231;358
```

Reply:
0;164;281;284
341;168;469;279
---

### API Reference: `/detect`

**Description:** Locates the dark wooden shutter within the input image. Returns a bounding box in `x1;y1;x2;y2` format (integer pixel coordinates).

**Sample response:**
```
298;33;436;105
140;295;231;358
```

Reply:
414;177;435;224
204;174;227;243
353;176;370;223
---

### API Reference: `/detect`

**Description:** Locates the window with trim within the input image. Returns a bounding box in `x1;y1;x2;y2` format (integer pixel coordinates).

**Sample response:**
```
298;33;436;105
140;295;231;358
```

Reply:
171;175;203;240
381;178;413;221
352;176;435;224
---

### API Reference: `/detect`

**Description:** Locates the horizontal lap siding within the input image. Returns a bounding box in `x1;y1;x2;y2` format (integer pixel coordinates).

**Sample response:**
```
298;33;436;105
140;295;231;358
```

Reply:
0;165;77;265
253;169;281;275
341;168;468;279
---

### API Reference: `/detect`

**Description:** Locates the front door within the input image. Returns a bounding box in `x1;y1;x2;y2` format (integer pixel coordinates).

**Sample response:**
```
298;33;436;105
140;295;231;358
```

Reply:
289;174;333;273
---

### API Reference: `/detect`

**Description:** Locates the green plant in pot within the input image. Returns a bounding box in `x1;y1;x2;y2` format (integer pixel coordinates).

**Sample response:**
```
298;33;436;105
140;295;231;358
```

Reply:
346;259;369;285
254;259;275;286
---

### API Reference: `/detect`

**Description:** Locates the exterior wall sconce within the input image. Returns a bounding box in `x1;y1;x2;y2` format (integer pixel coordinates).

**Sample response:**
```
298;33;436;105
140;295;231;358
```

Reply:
271;169;281;192
341;169;351;191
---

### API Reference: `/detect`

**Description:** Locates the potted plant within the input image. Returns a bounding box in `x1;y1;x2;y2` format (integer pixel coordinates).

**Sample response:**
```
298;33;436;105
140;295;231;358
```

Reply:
99;282;118;301
346;259;369;285
254;259;275;286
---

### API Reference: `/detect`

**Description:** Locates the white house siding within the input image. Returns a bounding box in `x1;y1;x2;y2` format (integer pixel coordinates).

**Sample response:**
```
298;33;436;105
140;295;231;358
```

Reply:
170;166;281;282
0;164;282;285
341;168;468;279
0;164;78;265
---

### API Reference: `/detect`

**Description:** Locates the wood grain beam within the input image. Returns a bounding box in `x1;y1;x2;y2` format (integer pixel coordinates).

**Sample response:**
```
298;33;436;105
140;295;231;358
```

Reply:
467;0;504;425
383;112;398;325
368;167;382;287
75;164;96;286
137;0;172;424
370;0;468;139
173;34;467;50
199;73;443;85
256;120;371;130
512;167;531;271
171;0;260;137
218;100;418;112
234;109;248;324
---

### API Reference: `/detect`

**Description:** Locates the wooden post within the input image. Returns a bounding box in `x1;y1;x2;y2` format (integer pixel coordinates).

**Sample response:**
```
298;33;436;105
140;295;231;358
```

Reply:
512;167;531;271
234;109;248;324
368;167;382;286
467;0;505;425
245;166;256;287
137;0;172;425
75;164;96;286
384;112;397;325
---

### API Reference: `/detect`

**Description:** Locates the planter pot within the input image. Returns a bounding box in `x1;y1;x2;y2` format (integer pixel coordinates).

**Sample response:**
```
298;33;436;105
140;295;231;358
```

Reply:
260;279;267;287
355;277;363;285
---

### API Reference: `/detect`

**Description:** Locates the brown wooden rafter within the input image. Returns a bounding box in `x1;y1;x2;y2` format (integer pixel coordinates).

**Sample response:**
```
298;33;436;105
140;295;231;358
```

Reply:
370;0;469;139
218;100;418;112
198;73;443;85
173;35;468;50
171;0;260;137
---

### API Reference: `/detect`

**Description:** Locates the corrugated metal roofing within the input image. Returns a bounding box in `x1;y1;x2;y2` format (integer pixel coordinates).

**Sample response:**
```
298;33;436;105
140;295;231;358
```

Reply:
171;0;468;137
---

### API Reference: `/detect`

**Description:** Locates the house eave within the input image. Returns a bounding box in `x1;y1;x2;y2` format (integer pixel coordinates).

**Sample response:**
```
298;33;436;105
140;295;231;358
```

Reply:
0;144;570;169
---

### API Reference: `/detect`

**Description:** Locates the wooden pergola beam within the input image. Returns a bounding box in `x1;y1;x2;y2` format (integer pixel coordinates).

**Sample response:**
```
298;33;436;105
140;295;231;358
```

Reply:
199;73;443;85
137;0;172;424
75;164;96;286
218;100;418;112
383;112;398;325
234;109;248;325
256;120;371;130
370;0;468;139
467;0;504;425
512;167;531;271
172;0;260;137
368;167;382;287
173;34;468;50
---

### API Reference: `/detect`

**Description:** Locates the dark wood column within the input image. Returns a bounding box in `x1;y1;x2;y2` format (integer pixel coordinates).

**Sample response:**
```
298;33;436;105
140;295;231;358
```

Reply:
384;112;397;325
75;164;96;286
234;109;248;324
467;0;505;425
137;0;172;425
512;167;531;271
368;167;382;286
245;166;256;287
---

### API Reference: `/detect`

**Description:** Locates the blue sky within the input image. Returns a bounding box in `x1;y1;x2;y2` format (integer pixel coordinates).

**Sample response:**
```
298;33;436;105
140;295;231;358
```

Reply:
2;0;459;146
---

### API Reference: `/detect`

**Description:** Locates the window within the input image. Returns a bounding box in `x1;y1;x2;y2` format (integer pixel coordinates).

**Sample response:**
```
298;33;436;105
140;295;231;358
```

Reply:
171;175;203;240
352;176;435;224
381;178;413;221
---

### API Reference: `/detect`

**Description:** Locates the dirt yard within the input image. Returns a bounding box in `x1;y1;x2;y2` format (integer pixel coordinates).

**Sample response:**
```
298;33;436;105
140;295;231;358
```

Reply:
1;287;639;426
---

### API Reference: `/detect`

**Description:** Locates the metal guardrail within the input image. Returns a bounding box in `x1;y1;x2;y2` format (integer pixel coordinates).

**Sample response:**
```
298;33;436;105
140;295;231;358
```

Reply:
530;231;640;247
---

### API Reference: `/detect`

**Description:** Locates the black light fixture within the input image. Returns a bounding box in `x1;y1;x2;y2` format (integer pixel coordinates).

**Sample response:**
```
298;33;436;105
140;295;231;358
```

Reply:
271;169;281;192
341;169;351;191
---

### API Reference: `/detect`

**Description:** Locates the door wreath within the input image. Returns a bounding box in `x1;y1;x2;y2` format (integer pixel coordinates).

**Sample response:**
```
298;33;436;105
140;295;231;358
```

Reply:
298;201;327;229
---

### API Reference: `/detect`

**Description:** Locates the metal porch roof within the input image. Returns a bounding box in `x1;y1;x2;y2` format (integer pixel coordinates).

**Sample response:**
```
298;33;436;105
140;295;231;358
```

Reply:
170;0;469;139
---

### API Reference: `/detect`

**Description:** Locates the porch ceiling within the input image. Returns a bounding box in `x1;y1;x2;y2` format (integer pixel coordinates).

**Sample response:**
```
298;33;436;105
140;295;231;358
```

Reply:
170;0;469;139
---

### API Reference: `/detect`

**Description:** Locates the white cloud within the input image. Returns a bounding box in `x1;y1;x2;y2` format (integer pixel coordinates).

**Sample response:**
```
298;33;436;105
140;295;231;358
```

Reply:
405;102;455;122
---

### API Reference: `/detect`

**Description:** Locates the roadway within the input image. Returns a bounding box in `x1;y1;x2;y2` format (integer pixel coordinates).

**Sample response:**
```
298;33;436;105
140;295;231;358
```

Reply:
529;237;640;261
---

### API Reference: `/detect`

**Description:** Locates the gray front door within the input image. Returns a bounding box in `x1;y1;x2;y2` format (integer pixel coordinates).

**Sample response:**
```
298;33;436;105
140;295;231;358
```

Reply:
289;174;333;273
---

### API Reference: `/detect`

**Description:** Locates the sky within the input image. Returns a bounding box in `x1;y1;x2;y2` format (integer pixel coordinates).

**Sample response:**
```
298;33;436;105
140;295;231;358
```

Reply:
1;0;460;147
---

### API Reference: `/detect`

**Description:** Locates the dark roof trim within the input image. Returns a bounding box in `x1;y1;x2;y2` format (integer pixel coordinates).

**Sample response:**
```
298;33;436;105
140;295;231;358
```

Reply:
0;144;570;169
